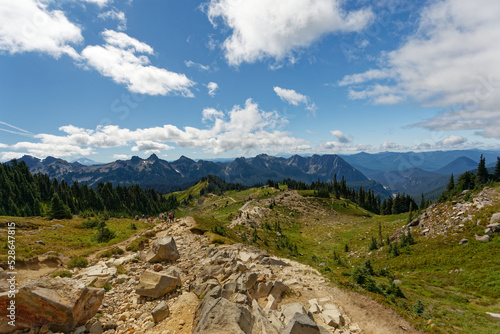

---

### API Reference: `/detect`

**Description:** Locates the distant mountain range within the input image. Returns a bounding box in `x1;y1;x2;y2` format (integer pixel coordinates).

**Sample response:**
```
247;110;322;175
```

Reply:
14;149;500;200
341;150;499;200
340;150;499;175
17;153;391;197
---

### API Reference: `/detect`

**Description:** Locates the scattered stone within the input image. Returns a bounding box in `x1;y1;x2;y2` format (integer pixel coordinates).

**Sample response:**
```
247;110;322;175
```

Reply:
89;321;103;334
135;270;181;298
142;237;180;263
282;312;320;334
308;299;322;314
321;304;344;328
151;301;170;323
487;222;500;232
153;264;163;272
282;303;312;325
475;235;491;242
490;213;500;224
265;294;278;310
485;312;500;321
393;280;402;285
459;238;468;245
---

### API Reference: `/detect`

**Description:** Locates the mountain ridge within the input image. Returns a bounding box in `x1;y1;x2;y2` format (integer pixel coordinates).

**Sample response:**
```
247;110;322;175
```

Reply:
17;154;391;197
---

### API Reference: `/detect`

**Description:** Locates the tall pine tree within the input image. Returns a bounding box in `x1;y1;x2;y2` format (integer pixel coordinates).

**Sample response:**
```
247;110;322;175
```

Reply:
476;154;489;185
494;157;500;182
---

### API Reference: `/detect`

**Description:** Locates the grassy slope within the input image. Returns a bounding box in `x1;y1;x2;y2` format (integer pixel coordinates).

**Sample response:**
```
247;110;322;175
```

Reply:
178;182;500;334
0;216;151;261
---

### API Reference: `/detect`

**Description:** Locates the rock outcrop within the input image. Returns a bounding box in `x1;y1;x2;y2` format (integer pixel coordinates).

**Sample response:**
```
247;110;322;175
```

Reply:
0;277;103;333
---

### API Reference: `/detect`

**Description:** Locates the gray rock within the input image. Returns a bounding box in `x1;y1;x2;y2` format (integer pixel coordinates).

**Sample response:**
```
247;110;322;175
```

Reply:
321;304;344;328
485;312;500;321
393;279;402;285
251;299;280;334
151;301;169;323
73;326;86;334
192;297;254;334
282;313;320;334
487;222;500;232
245;272;258;290
89;321;103;334
142;237;180;263
135;270;181;298
261;257;290;266
254;281;273;299
308;299;322;314
475;235;491;242
318;326;332;334
459;238;468;245
193;278;220;298
281;303;313;325
490;213;500;224
269;281;290;301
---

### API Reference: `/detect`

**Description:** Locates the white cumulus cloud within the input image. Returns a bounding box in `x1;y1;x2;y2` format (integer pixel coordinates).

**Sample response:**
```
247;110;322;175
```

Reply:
330;130;351;143
205;0;373;66
274;86;316;114
0;0;83;59
207;82;219;96
113;154;130;160
340;0;500;138
81;30;195;96
2;99;304;158
439;135;467;146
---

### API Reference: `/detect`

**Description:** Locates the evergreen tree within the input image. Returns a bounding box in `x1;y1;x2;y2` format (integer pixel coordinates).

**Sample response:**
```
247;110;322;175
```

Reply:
419;193;426;211
476;154;489;185
48;194;72;219
446;174;455;192
494;157;500;182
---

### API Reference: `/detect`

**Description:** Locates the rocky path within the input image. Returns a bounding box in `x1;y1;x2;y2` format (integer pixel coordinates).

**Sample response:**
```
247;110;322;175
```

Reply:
2;216;421;334
90;216;419;334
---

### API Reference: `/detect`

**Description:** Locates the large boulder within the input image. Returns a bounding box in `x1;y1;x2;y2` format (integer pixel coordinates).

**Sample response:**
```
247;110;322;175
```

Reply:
193;297;254;334
0;277;104;333
142;237;180;263
282;313;320;334
135;270;181;298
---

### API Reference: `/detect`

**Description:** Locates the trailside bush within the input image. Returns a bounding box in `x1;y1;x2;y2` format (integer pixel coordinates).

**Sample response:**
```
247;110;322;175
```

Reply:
67;257;88;269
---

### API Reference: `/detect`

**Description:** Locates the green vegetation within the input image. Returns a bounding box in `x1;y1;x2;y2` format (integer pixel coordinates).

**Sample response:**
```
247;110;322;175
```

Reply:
98;246;124;258
50;270;73;278
172;178;500;334
0;160;178;218
67;256;88;269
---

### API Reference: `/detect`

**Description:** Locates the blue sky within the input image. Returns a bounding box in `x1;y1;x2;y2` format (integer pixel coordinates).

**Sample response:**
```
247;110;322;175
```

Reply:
0;0;499;162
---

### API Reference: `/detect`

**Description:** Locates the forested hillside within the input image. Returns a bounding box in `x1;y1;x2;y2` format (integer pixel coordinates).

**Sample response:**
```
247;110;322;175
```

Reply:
0;161;178;217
